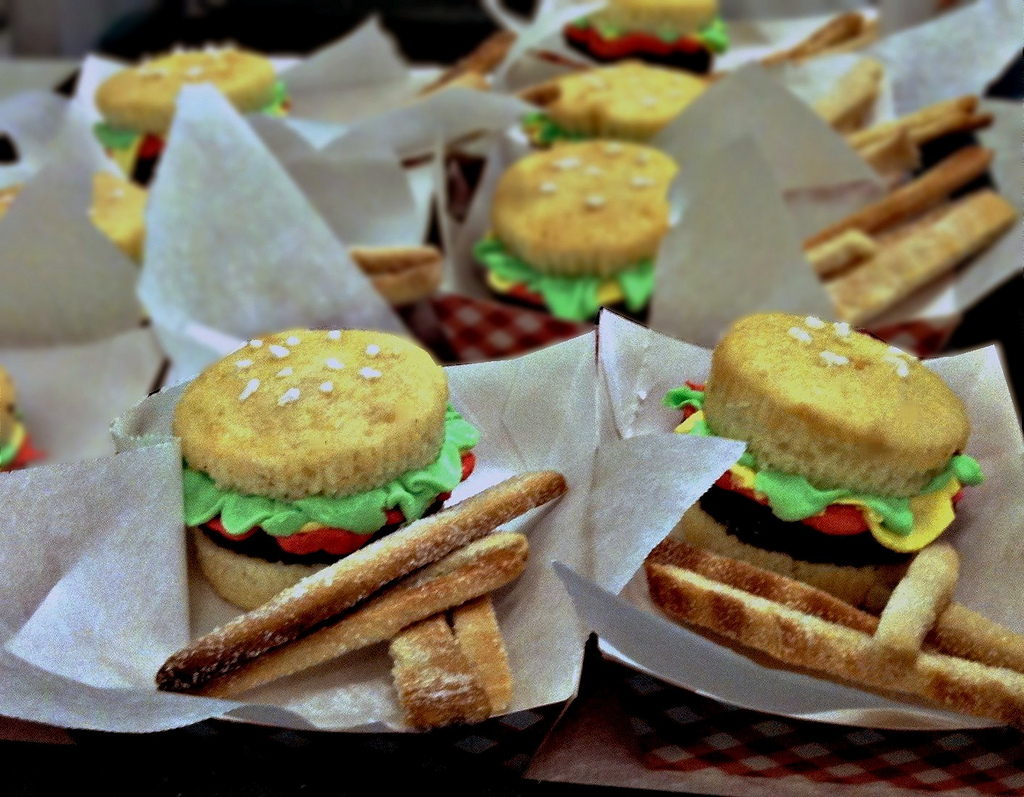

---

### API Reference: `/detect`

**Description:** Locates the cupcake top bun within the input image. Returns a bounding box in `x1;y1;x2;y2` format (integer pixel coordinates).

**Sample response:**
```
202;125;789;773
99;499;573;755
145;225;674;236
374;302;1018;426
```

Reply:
592;0;718;36
535;61;707;141
0;364;16;445
173;329;449;501
0;184;21;220
89;172;147;261
703;312;970;497
491;140;677;278
96;46;277;135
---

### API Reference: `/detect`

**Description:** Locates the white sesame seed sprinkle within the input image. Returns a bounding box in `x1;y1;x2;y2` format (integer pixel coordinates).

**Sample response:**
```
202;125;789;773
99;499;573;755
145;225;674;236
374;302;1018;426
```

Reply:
805;316;825;329
239;379;260;401
320;381;334;393
325;358;344;370
641;95;657;106
110;188;125;199
366;344;380;356
235;359;252;368
820;350;849;366
539;181;557;194
278;388;300;406
635;152;650;165
585;165;603;176
327;330;341;340
554;157;581;170
269;344;290;358
286;335;301;345
788;327;812;343
360;367;382;380
604;143;623;155
249;339;263;348
833;322;851;337
887;346;911;358
185;66;205;78
276;367;293;377
631;176;655;188
585;194;606;209
884;354;911;377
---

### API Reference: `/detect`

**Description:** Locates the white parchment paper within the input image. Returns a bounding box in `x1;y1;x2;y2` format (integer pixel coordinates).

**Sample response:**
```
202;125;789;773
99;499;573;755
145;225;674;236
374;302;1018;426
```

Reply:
0;107;142;347
137;84;405;384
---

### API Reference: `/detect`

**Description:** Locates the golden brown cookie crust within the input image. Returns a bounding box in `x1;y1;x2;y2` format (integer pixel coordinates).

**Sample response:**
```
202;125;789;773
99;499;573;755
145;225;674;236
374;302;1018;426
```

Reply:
173;329;449;500
541;61;707;140
96;47;277;135
703;312;970;496
490;140;677;277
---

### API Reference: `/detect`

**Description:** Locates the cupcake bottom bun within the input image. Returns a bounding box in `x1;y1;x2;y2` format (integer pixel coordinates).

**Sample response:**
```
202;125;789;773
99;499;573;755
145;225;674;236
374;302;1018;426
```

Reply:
663;312;983;611
173;328;480;609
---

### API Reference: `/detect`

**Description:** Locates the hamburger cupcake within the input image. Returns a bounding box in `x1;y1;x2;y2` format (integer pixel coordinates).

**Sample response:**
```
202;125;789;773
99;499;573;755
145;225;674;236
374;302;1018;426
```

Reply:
521;61;708;147
563;0;728;74
94;45;289;184
0;365;44;472
665;312;983;612
174;328;479;610
473;140;677;322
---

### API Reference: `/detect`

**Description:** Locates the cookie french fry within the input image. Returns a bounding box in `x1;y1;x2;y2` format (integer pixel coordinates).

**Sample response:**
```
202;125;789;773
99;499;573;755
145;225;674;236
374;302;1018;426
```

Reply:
813;58;884;133
647;539;879;632
875;543;959;658
194;531;529;698
856;127;921;175
646;561;1024;728
348;244;445;306
156;471;566;694
931;604;1024;674
806;146;995;247
419;29;516;95
848;96;990;153
389;595;513;728
451;596;514;714
761;12;869;65
390;614;494;728
806;229;879;277
647;538;1024;680
827;189;1017;325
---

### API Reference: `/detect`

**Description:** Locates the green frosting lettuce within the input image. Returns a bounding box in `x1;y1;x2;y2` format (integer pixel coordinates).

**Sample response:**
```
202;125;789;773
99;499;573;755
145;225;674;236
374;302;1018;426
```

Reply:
0;411;24;468
0;437;18;468
664;383;983;536
521;111;591;146
473;236;655;323
93;121;140;151
695;17;729;54
260;80;289;117
572;15;729;53
183;405;480;537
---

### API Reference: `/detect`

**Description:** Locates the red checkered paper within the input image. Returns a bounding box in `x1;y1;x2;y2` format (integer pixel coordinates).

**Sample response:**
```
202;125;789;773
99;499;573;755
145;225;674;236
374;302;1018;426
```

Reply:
614;660;1024;796
426;292;592;363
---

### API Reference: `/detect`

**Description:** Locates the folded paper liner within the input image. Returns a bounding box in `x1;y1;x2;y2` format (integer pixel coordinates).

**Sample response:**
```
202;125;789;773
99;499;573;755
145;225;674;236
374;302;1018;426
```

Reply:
556;311;1024;731
0;316;743;732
